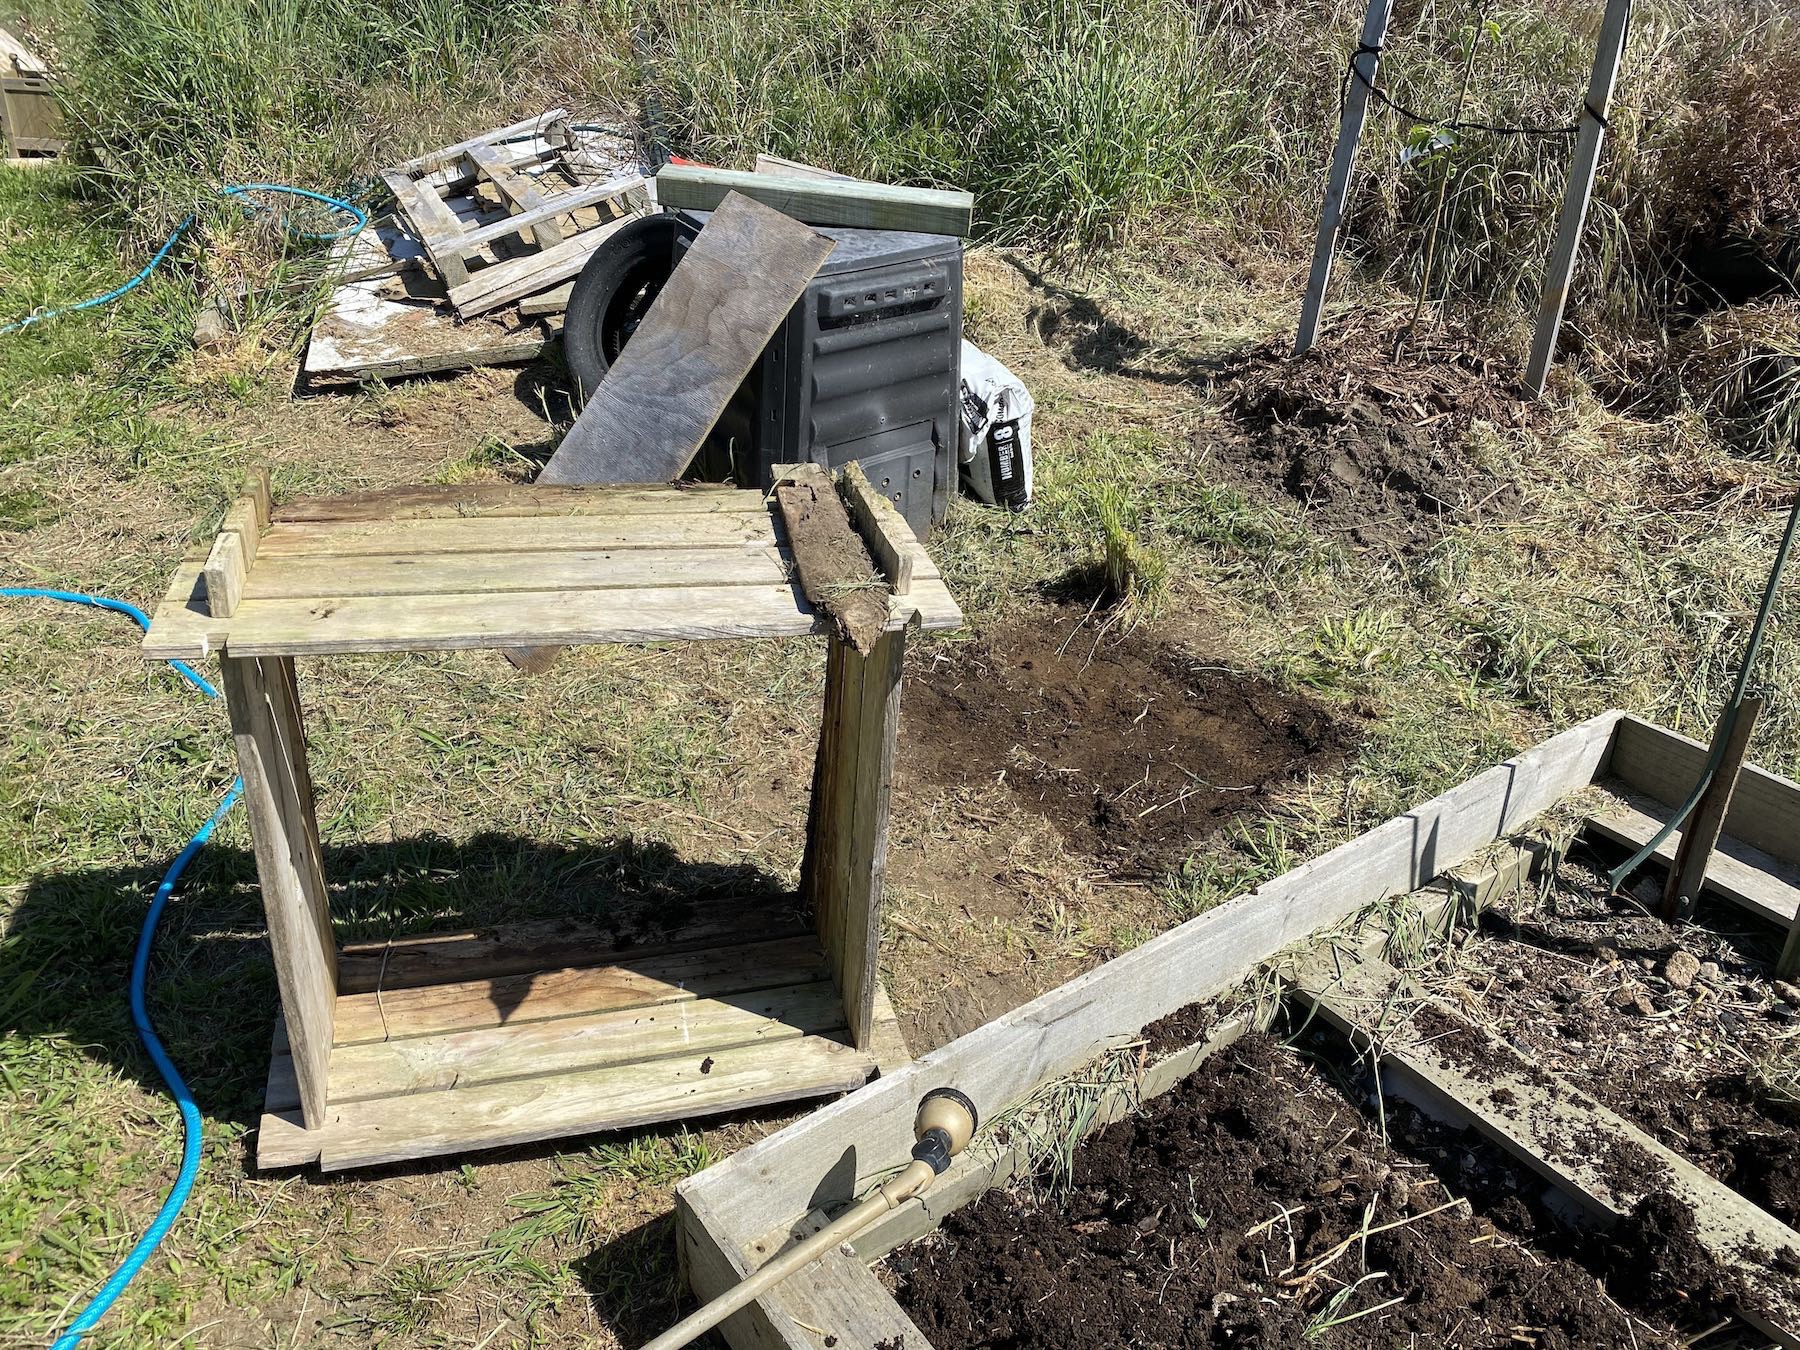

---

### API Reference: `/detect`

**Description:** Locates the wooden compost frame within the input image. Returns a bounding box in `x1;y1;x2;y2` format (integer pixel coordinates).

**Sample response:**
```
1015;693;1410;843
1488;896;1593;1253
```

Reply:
141;474;962;1171
677;709;1800;1349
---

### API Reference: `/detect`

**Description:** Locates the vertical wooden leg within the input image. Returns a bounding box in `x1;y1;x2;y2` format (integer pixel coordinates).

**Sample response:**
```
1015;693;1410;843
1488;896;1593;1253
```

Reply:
1662;698;1763;921
802;627;906;1050
220;654;337;1127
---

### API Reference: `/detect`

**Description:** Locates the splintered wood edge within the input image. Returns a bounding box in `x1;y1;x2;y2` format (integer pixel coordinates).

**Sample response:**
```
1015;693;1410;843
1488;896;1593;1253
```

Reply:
676;710;1631;1349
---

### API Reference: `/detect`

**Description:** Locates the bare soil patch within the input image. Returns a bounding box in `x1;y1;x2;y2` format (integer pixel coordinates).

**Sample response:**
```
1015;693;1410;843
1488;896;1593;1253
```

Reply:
1212;314;1535;551
1438;840;1800;1229
889;1034;1693;1348
898;609;1353;873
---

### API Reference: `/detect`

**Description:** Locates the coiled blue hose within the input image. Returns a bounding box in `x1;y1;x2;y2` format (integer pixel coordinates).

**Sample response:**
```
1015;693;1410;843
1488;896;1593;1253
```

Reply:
2;587;241;1348
1;182;367;337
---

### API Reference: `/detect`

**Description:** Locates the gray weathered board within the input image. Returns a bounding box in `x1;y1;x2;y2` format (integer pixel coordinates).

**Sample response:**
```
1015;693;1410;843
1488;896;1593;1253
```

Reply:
538;192;834;484
657;164;973;236
675;710;1800;1349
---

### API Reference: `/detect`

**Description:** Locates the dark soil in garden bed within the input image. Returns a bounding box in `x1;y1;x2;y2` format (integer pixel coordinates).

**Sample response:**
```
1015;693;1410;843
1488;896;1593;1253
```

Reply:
899;609;1352;871
1210;314;1534;552
889;1034;1707;1348
1439;839;1800;1228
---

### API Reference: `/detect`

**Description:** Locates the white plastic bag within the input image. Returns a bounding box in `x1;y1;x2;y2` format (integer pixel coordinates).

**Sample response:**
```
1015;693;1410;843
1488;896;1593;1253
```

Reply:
958;340;1034;511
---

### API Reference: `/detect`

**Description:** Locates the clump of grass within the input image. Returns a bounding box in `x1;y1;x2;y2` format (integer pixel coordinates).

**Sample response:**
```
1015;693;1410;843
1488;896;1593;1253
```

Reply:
1674;301;1800;459
1094;484;1169;625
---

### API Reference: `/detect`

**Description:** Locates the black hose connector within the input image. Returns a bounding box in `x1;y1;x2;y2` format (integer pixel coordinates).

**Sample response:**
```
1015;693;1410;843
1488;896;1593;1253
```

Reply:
912;1127;954;1175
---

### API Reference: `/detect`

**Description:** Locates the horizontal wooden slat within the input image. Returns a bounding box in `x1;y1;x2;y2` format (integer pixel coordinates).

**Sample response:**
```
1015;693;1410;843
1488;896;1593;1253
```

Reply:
274;483;765;523
246;544;790;602
334;934;833;1044
1609;713;1800;865
454;173;646;256
337;898;810;994
448;212;639;317
305;1034;873;1170
656;166;973;236
257;510;774;559
1589;789;1800;928
214;584;817;656
391;110;570;176
277;980;848;1104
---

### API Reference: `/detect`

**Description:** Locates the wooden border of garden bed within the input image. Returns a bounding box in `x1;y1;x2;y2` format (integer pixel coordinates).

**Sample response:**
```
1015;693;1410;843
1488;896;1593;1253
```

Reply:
675;710;1800;1349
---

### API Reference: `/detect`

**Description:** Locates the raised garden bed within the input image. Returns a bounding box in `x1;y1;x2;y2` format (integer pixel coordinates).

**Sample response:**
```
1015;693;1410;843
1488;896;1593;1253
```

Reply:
673;711;1800;1349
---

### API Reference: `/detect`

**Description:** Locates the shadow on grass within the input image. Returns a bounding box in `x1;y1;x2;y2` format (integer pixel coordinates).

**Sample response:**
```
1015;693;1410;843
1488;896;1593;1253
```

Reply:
1003;255;1243;387
3;832;794;1145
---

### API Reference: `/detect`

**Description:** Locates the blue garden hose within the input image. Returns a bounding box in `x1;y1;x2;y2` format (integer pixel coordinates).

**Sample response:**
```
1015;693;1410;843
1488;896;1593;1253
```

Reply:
1;183;367;337
2;587;241;1348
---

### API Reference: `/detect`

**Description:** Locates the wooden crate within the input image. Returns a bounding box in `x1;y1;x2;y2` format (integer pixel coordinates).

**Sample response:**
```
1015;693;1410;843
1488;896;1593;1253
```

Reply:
674;711;1800;1349
142;474;963;1170
1;26;63;159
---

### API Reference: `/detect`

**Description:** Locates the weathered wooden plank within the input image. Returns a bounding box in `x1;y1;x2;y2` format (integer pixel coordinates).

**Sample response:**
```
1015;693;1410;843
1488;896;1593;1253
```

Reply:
1289;949;1800;1347
657;165;973;236
840;461;914;595
201;497;265;618
221;655;337;1127
803;628;905;1049
1608;714;1800;866
774;464;888;654
246;543;789;602
1294;0;1394;354
391;110;570;176
256;508;772;559
447;213;634;317
145;570;958;660
316;1032;876;1169
518;281;574;316
467;143;566;244
274;483;761;523
540;193;833;483
302;275;554;384
212;585;814;657
274;980;848;1104
1587;791;1800;979
335;898;810;994
381;169;472;289
333;934;833;1045
455;173;645;256
682;709;1625;1244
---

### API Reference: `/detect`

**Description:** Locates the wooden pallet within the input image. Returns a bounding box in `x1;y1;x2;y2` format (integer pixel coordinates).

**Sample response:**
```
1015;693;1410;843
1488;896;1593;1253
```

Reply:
381;111;650;314
674;711;1800;1350
142;473;962;1170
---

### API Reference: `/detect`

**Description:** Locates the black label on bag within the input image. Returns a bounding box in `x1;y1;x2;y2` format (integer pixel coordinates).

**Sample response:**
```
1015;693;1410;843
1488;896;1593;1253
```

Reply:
989;420;1029;511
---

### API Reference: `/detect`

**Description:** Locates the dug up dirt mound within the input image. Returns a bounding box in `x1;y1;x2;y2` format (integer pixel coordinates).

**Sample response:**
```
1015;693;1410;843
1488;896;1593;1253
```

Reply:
900;610;1351;872
890;1034;1689;1349
1214;314;1536;551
